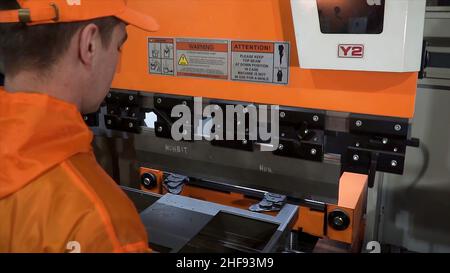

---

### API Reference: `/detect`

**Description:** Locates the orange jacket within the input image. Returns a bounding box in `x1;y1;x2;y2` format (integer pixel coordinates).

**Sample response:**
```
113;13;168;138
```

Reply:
0;88;149;253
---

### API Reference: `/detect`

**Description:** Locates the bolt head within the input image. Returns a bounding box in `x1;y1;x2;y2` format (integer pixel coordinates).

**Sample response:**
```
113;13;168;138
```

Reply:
107;119;112;125
278;144;284;150
182;101;187;106
280;112;286;118
311;149;317;155
83;116;88;121
143;178;151;186
355;142;360;147
107;93;112;98
382;138;388;145
129;122;134;128
242;140;248;145
391;160;398;167
353;154;360;161
313;115;319;122
156;98;162;104
394;147;398;152
356;120;363;127
334;216;344;227
129;95;134;101
394;124;402;131
157;126;163;132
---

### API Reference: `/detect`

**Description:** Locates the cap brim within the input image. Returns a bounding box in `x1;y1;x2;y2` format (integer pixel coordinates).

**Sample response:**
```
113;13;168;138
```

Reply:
115;7;159;32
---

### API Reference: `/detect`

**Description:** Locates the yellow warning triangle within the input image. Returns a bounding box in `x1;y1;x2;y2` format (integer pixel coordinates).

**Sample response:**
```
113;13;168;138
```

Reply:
178;54;189;66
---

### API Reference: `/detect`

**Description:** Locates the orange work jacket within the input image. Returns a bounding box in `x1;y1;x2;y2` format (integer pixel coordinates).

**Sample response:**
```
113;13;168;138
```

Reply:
0;88;150;253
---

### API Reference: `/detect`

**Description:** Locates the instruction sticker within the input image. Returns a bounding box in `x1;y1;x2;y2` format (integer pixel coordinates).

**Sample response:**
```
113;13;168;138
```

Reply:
148;38;175;76
175;38;229;80
231;41;289;84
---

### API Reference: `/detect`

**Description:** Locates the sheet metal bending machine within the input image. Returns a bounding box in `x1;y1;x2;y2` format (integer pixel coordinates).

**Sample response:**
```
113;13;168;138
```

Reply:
86;0;426;253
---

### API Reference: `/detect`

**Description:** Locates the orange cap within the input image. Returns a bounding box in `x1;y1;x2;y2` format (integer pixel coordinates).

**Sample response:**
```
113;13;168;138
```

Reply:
0;0;159;32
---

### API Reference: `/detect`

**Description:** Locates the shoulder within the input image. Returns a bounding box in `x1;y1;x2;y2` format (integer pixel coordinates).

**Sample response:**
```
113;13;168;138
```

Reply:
41;153;149;252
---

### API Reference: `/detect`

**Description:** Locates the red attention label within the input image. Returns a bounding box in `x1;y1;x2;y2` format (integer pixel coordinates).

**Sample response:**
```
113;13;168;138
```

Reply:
338;44;364;58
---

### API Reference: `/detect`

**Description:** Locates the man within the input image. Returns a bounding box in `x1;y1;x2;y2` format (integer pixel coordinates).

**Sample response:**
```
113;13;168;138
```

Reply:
0;0;159;253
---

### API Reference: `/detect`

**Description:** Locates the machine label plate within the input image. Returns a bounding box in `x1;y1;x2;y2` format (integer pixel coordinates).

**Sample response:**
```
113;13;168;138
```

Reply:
148;38;289;84
148;38;175;76
175;38;229;80
231;41;289;84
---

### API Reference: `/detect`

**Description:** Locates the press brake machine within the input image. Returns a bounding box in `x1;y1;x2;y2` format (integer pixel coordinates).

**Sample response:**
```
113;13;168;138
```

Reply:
85;0;426;253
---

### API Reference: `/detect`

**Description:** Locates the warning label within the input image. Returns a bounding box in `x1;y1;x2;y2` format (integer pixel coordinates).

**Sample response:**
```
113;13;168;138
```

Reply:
176;38;229;80
147;37;289;84
148;38;175;76
231;41;289;84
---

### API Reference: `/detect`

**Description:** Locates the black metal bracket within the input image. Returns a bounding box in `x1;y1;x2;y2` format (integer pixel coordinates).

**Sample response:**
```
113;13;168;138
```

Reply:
102;91;145;133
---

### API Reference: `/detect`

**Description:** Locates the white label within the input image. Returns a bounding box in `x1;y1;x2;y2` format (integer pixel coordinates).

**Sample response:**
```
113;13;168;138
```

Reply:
231;41;289;84
175;38;229;80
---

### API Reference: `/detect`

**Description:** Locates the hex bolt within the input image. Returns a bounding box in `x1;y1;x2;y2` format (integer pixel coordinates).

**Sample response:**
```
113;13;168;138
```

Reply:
334;216;344;227
313;115;319;122
391;160;398;167
356;120;363;127
143;178;151;186
311;149;317;155
280;112;286;118
353;154;360;161
394;124;402;131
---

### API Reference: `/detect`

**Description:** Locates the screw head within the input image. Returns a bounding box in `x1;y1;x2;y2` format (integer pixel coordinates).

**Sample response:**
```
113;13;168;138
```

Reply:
393;147;398;152
143;178;151;186
107;119;112;125
311;148;317;155
156;98;162;104
382;138;388;145
355;142;360;147
394;124;402;131
391;160;398;167
313;115;319;122
129;122;134;128
129;95;134;101
281;133;286;137
356;120;363;127
333;216;344;227
182;101;187;105
353;154;360;161
107;93;112;98
280;112;286;118
242;140;248;145
83;116;88;121
278;144;284;150
157;126;163;132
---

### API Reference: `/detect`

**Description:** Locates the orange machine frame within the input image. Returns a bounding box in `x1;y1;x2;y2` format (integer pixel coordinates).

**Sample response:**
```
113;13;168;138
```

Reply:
113;0;418;119
139;167;368;247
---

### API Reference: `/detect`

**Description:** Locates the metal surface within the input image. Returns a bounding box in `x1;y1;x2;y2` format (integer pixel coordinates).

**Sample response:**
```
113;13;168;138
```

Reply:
134;128;341;204
135;191;298;253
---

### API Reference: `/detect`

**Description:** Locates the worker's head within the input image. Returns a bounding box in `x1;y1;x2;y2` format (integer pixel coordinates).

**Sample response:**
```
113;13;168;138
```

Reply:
0;0;158;114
